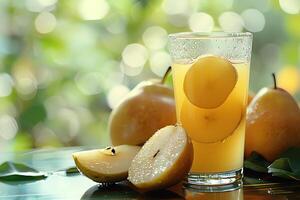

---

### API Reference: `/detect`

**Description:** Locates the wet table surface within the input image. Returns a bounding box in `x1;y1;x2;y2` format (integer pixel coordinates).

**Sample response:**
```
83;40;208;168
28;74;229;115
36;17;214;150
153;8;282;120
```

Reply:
1;147;300;200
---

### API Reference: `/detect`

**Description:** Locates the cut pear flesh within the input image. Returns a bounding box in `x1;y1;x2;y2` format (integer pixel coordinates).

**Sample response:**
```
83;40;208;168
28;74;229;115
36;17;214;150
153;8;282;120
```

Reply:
73;145;141;183
128;125;193;191
184;55;238;109
181;98;242;143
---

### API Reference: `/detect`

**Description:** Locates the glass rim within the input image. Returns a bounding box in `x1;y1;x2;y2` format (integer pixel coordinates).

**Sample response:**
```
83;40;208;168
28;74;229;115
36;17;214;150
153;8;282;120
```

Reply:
168;32;252;39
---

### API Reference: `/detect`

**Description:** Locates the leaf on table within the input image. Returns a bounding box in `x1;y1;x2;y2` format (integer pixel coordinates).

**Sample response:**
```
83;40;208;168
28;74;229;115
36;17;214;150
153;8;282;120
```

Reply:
268;155;300;181
279;147;300;173
65;166;79;175
271;172;300;181
243;176;270;185
269;158;291;171
0;161;47;182
244;151;270;173
245;147;300;181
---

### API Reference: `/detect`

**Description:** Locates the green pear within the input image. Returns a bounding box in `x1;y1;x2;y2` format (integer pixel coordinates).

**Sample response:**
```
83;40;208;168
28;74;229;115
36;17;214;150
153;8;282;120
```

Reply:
245;73;300;161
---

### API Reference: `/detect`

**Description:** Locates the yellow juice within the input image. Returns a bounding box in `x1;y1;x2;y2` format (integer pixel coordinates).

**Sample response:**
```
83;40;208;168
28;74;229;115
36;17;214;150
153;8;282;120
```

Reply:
172;59;249;173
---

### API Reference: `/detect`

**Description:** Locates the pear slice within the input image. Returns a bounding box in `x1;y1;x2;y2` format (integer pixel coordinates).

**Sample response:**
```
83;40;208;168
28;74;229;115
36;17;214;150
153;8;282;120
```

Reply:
128;125;193;191
181;98;242;143
73;145;141;183
184;55;238;109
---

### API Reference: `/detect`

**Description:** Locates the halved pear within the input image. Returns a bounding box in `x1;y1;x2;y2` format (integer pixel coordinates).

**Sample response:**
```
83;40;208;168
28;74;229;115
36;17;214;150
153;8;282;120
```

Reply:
73;145;141;183
184;55;238;109
128;125;193;191
181;98;242;143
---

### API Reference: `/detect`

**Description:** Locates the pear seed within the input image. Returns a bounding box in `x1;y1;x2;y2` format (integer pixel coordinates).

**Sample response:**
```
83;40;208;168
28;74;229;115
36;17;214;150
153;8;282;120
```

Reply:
102;146;116;156
153;149;160;158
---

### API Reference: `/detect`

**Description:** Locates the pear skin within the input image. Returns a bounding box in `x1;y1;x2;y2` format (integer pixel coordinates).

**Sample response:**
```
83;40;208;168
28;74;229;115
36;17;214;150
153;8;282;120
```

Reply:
109;68;176;146
246;74;300;161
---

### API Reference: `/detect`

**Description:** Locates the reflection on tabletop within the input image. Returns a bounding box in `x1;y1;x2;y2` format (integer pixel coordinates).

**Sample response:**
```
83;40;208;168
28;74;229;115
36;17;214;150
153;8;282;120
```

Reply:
1;148;300;199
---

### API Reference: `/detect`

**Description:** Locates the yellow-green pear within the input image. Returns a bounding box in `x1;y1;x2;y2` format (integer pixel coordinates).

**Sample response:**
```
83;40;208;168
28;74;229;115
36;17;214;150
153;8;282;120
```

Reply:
128;125;193;192
109;67;176;146
73;145;141;183
245;73;300;161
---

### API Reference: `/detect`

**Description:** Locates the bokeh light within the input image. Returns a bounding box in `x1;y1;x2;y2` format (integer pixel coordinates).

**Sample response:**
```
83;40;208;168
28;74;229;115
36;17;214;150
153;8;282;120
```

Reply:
1;0;300;152
0;115;18;140
102;60;124;88
0;73;14;97
13;68;38;98
241;9;265;32
78;0;110;20
120;62;144;77
0;101;18;117
107;84;130;109
26;0;57;12
122;43;148;70
44;95;65;119
142;26;168;50
17;77;38;98
75;72;103;95
220;0;234;10
106;17;126;34
149;51;171;77
277;66;300;95
188;12;214;32
38;0;57;7
57;108;80;139
163;0;190;27
12;61;38;99
35;12;56;34
35;67;55;89
162;0;189;15
279;0;300;14
33;123;58;147
218;12;244;32
26;0;44;12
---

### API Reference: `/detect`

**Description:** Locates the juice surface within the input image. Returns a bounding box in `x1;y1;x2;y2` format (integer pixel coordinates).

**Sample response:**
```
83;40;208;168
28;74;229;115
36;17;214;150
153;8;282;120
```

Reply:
172;60;249;173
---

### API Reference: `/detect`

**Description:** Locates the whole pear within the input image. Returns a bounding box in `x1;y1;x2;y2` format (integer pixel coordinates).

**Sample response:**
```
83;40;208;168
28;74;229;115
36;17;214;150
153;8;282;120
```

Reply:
109;67;176;146
245;74;300;161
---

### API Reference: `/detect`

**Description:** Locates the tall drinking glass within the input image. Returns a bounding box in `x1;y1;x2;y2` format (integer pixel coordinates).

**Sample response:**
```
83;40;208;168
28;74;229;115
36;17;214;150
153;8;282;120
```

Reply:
168;32;252;190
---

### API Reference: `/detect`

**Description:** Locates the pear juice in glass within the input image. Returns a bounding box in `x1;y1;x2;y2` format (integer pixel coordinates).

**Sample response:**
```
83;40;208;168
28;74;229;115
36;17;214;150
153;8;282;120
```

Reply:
168;32;252;187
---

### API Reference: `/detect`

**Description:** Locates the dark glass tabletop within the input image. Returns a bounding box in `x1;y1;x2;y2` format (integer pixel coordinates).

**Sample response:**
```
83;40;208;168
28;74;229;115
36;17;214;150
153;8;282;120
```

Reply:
1;147;300;199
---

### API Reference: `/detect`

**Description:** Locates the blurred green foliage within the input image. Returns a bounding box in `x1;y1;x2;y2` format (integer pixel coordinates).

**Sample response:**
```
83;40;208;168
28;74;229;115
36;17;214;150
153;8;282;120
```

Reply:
0;0;299;151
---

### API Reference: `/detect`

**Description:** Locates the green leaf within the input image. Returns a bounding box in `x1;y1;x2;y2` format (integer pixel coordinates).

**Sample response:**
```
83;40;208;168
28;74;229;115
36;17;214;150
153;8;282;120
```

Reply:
243;176;269;185
279;147;300;173
267;148;300;181
271;171;300;180
244;152;270;173
269;158;292;172
0;162;47;182
65;166;79;175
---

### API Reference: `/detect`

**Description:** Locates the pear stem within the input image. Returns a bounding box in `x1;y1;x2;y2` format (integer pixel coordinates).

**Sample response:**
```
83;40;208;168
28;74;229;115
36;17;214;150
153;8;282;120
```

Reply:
161;66;172;84
272;73;277;89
